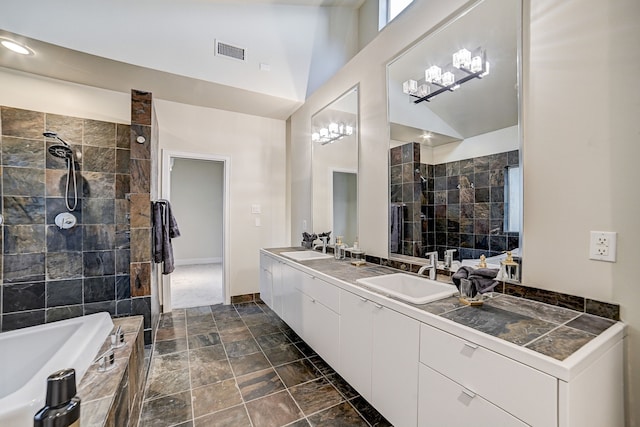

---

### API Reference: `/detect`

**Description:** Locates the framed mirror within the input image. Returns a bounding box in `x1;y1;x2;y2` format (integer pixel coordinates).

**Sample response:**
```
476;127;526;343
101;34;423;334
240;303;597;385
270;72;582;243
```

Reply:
312;86;359;247
386;0;521;266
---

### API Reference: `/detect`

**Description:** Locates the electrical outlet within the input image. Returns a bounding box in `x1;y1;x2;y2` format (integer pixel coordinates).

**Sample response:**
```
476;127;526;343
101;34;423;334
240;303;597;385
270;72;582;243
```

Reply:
589;231;617;262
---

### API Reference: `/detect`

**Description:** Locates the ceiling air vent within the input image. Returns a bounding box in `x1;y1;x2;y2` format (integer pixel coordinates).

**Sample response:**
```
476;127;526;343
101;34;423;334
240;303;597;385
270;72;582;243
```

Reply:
215;40;246;62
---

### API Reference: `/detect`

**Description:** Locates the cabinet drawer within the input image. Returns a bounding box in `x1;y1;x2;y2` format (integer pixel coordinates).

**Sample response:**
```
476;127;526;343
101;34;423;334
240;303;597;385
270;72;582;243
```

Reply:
420;324;556;427
297;271;340;314
419;364;528;427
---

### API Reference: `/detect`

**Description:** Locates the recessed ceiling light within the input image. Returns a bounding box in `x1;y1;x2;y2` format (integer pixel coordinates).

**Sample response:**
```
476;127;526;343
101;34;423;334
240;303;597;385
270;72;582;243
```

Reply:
1;38;34;55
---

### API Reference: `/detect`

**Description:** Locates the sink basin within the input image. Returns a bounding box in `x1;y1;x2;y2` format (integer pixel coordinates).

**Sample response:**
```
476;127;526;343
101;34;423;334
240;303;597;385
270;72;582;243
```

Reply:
281;251;334;261
356;273;457;304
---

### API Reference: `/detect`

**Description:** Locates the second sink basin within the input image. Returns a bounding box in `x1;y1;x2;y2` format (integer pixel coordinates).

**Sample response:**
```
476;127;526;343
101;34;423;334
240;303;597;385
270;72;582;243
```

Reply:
356;273;458;304
281;251;334;261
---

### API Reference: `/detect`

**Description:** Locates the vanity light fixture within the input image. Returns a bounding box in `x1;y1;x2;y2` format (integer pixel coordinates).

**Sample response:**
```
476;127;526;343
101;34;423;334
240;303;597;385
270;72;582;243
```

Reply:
402;47;489;103
312;122;354;145
0;38;34;56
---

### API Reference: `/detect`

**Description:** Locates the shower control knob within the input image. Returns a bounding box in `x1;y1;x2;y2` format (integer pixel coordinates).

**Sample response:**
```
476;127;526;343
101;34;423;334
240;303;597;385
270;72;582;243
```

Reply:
55;212;77;229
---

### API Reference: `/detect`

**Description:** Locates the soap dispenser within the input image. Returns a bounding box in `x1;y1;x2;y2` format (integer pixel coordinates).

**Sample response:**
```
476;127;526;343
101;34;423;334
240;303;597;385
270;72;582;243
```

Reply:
334;236;346;260
34;368;81;427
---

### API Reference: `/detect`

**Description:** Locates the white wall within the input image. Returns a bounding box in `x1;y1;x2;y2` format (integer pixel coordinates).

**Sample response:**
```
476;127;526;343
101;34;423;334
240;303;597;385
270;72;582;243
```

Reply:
289;0;640;425
154;99;287;297
428;125;519;164
0;67;129;122
170;158;223;263
525;1;640;425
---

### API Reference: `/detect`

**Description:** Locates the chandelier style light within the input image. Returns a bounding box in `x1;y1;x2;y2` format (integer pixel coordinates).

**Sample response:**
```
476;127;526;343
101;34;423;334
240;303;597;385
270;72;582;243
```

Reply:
402;47;489;103
312;122;354;145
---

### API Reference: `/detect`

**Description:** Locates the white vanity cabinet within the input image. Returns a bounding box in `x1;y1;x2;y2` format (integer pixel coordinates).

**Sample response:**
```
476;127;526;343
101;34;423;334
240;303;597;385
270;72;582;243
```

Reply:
259;250;624;427
418;324;556;426
339;289;420;427
296;269;341;369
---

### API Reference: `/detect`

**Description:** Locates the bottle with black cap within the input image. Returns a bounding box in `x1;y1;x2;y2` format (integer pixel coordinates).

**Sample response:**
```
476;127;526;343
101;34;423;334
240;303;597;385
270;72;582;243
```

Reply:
34;368;81;427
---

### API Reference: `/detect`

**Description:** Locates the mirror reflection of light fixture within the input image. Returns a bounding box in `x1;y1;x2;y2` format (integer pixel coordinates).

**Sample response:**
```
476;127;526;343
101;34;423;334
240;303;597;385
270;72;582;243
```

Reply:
312;122;354;145
402;47;489;103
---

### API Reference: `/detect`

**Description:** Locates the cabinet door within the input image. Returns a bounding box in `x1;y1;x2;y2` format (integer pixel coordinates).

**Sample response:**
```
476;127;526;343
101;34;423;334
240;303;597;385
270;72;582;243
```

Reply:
339;290;373;401
418;364;527;427
372;304;420;427
301;291;340;369
259;262;273;309
284;268;304;334
270;260;283;317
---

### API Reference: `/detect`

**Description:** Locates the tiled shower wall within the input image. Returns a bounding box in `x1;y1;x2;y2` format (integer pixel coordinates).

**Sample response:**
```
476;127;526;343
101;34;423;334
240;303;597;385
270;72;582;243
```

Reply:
425;149;520;260
390;142;424;257
390;142;519;261
0;100;154;341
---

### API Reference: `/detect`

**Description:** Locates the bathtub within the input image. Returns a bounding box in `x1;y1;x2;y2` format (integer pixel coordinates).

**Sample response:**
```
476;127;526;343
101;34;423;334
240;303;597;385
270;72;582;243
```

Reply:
0;312;114;427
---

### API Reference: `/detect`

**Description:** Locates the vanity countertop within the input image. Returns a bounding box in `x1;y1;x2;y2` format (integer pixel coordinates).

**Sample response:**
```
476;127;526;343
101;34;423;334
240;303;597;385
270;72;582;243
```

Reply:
263;247;623;373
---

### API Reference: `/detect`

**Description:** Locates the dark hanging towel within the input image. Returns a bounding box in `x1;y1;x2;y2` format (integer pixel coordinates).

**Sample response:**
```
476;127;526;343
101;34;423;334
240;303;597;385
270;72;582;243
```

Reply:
152;200;181;274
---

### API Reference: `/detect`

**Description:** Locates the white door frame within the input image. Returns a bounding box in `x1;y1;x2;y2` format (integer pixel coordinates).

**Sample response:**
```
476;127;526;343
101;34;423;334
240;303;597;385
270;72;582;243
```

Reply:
161;149;231;310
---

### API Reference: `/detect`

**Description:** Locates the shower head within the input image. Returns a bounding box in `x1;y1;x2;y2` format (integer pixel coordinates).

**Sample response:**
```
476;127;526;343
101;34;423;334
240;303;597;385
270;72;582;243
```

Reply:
43;131;71;147
48;144;74;159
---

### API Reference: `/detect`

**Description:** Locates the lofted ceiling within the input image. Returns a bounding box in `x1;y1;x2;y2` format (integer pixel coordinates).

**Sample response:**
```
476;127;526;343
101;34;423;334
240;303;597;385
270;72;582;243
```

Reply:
0;0;365;119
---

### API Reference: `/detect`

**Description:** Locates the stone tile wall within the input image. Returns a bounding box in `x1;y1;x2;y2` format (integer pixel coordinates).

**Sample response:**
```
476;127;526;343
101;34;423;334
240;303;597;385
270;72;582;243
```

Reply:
389;142;519;260
0;106;136;331
129;90;155;344
425;149;520;259
389;142;424;257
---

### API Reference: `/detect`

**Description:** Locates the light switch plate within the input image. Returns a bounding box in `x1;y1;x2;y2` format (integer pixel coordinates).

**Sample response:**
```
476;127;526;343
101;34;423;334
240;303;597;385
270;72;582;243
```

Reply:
589;231;617;262
251;204;261;214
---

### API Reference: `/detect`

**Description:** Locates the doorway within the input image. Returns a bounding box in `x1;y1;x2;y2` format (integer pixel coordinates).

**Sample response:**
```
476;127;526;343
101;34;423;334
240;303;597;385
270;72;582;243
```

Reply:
161;150;231;311
332;170;357;246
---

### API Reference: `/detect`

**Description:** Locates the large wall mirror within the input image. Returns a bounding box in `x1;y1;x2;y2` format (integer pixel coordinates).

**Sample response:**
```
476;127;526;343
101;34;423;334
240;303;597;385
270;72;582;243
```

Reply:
312;86;359;246
386;0;521;265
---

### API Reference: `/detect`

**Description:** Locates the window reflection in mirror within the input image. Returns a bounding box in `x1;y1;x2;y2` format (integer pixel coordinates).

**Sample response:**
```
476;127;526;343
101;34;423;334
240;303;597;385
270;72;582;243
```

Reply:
312;86;359;247
386;0;521;265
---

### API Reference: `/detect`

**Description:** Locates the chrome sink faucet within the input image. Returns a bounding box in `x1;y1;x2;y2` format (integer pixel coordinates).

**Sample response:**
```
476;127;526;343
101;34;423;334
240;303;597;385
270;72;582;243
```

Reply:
313;236;329;254
418;251;438;280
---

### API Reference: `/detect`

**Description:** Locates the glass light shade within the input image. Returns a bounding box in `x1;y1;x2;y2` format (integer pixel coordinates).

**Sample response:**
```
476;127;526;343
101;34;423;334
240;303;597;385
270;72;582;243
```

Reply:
402;79;418;95
425;65;442;83
453;48;471;69
312;132;320;142
320;128;329;138
442;71;456;87
345;125;354;135
328;123;339;134
417;84;430;98
470;55;483;73
480;61;490;77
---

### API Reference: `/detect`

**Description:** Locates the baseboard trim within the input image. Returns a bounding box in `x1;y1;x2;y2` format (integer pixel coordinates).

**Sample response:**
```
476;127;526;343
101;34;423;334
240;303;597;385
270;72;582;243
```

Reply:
174;257;222;266
231;293;262;304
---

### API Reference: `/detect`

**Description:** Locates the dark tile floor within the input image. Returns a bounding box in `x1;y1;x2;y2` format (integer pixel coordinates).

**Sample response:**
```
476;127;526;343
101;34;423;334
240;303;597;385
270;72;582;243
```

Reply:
138;301;392;427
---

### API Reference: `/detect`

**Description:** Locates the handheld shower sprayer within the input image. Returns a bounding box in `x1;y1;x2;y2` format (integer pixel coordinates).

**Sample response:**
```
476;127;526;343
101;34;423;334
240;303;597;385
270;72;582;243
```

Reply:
44;131;78;211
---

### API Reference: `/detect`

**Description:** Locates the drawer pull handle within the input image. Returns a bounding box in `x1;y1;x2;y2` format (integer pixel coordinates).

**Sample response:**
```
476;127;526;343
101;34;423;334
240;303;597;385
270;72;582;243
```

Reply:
311;298;316;303
463;342;478;350
373;303;383;309
359;297;368;302
461;388;476;399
